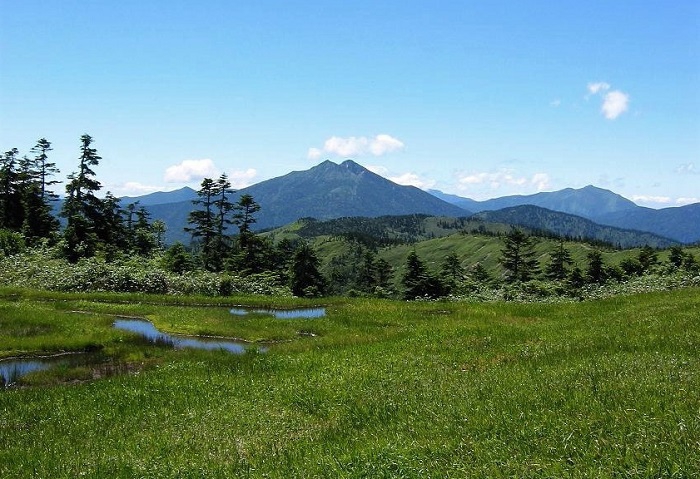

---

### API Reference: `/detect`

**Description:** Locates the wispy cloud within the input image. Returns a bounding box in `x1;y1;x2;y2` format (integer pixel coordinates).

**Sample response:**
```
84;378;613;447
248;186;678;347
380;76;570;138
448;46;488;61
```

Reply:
631;195;672;205
111;182;168;197
366;165;436;190
164;159;219;183
456;169;550;192
587;81;629;120
676;163;698;175
389;172;436;190
632;195;700;207
227;168;258;189
308;134;404;159
587;82;611;96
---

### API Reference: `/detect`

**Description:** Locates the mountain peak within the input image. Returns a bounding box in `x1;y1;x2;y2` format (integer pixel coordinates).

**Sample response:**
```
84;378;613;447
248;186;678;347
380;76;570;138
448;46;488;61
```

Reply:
340;159;367;173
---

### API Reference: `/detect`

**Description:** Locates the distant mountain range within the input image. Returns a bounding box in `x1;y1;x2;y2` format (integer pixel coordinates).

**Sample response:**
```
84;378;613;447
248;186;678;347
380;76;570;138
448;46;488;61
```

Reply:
429;185;638;219
431;185;699;244
128;160;699;246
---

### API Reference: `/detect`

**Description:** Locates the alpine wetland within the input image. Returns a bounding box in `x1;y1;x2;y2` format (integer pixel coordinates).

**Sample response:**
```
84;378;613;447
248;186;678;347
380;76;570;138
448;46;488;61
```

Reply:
2;1;699;477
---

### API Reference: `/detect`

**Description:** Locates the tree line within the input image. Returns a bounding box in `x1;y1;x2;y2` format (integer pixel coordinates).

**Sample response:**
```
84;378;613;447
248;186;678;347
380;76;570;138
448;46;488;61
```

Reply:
1;135;164;261
0;135;325;296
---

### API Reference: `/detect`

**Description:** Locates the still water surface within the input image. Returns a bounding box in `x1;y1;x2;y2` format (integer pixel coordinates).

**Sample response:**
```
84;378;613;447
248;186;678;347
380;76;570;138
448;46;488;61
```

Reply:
229;307;326;319
113;318;253;353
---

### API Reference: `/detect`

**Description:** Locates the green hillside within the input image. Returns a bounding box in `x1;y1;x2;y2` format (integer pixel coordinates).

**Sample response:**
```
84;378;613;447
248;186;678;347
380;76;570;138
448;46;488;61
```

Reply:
264;215;700;299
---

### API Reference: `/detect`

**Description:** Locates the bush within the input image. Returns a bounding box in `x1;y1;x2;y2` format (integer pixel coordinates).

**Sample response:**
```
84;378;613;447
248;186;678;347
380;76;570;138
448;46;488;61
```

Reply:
0;248;292;297
0;229;25;257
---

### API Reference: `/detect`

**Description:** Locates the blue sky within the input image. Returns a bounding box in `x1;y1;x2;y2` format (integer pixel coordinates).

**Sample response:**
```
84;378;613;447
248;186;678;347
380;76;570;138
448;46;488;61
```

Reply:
1;1;698;207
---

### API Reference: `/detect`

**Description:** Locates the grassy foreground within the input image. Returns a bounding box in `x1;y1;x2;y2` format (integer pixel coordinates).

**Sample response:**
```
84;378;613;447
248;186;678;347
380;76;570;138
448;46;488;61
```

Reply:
1;288;699;477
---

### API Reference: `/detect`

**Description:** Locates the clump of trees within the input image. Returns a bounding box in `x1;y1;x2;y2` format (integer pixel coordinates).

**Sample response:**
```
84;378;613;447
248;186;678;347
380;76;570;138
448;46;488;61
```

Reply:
1;135;164;263
398;228;699;302
182;175;325;296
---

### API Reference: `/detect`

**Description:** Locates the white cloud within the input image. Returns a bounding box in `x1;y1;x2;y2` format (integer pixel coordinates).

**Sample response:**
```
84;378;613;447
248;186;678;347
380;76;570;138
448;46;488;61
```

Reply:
307;147;322;160
631;195;672;205
366;165;435;190
370;134;405;155
676;163;698;175
389;172;436;190
455;169;551;196
531;173;551;191
164;159;219;183
587;82;610;95
586;82;629;120
307;134;405;159
601;90;630;119
676;197;700;205
227;168;258;189
550;99;561;107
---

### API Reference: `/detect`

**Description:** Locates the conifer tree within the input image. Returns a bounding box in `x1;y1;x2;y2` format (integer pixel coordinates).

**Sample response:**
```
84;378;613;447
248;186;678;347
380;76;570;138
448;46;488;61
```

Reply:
61;134;106;262
585;250;606;284
186;178;217;270
18;142;60;242
232;193;262;272
402;251;445;300
30;138;60;201
500;229;539;282
545;240;573;280
440;252;464;293
0;148;22;230
289;242;326;297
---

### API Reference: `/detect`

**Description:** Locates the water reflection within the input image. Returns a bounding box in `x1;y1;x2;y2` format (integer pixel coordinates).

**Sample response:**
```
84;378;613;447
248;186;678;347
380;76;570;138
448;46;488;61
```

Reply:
230;307;326;319
1;359;55;386
114;318;255;354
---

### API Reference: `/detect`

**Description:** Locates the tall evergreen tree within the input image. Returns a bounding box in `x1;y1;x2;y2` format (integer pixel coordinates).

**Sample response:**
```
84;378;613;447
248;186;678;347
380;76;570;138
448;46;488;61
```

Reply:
440;252;464;293
0;148;22;230
374;257;394;292
17;142;60;242
289;242;326;297
545;240;573;280
211;174;235;268
500;229;539;282
585;250;606;284
60;134;105;262
185;178;217;270
232;193;262;272
356;249;378;293
30;138;60;201
401;251;445;300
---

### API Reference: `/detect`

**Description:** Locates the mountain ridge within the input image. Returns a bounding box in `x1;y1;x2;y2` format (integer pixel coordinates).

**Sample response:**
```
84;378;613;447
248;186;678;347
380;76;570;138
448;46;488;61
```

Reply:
127;160;699;245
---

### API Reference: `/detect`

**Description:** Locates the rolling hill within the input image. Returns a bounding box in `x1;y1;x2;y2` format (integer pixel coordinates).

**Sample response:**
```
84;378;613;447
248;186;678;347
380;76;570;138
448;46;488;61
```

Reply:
471;205;678;249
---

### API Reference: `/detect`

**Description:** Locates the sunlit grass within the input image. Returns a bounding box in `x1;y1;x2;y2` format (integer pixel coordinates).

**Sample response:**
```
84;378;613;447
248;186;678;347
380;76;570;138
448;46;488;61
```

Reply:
1;287;698;477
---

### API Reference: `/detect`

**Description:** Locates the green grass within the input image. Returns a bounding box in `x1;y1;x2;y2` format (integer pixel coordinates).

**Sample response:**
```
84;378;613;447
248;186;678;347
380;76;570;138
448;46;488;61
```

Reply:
1;287;699;477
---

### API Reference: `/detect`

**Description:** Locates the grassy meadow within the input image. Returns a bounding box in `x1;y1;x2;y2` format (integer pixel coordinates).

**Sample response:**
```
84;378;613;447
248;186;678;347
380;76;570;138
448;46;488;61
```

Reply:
1;287;698;477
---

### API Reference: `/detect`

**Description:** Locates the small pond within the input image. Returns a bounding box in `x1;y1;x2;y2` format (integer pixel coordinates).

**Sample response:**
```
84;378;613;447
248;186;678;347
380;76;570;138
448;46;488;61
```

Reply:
113;318;257;354
229;307;326;319
2;317;265;387
1;358;56;386
0;353;95;387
